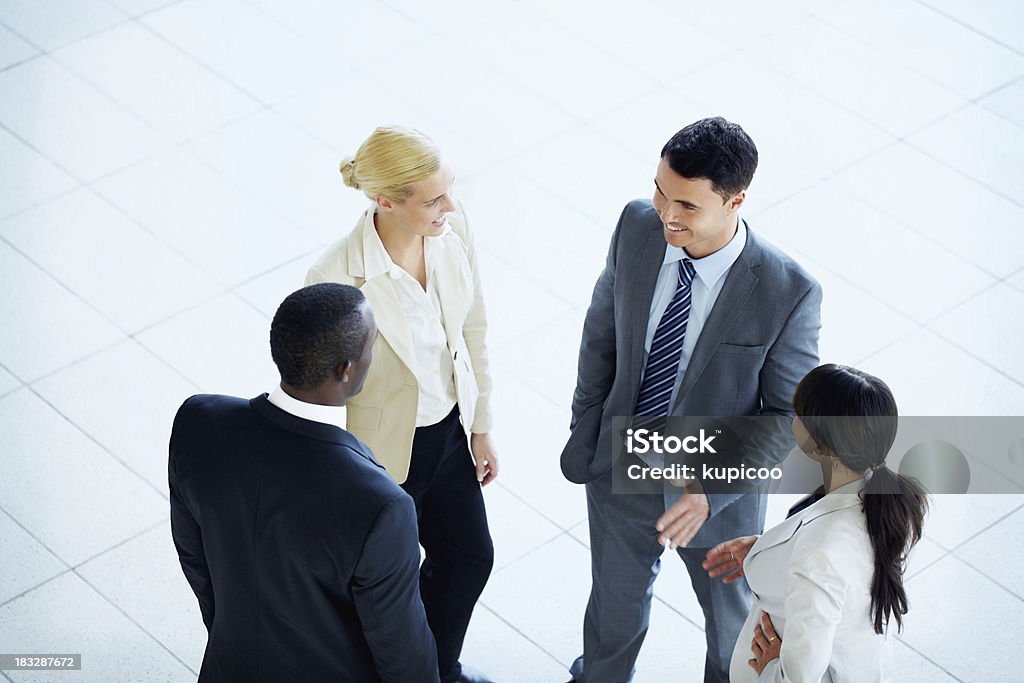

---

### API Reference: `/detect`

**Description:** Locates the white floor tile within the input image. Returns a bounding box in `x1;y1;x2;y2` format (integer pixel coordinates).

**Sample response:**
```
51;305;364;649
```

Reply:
458;163;613;303
488;368;584;530
650;553;708;633
94;148;317;286
981;77;1024;127
460;604;568;682
794;259;918;366
901;554;1022;681
142;0;329;104
443;5;658;120
1009;269;1024;293
105;0;181;15
528;0;733;82
33;339;198;495
819;0;1024;99
649;0;822;43
0;572;196;682
921;494;1024;550
909;104;1024;206
506;126;658;227
0;364;20;396
921;0;1024;53
931;284;1024;385
0;0;125;51
859;329;1024;416
484;483;564;572
0;241;123;382
0;388;167;566
0;189;221;332
490;311;585;408
0;510;66;606
674;52;894;176
0;126;77;219
587;88;711;164
353;44;577;162
247;0;421;71
0;57;165;181
756;184;996;322
748;17;965;136
136;293;279;398
890;639;960;682
234;255;318;318
53;22;259;142
77;522;206;673
188;111;367;244
905;537;947;579
474;249;575;350
954;503;1024;599
0;21;38;69
383;0;515;33
479;534;592;665
632;600;707;682
834;142;1024;278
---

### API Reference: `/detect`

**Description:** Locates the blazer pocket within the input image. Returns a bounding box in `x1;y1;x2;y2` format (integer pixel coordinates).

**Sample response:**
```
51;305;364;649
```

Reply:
347;404;382;430
716;343;764;357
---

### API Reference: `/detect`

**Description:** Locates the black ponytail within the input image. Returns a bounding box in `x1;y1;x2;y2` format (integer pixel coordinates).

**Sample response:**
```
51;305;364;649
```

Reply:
794;364;930;636
862;464;928;634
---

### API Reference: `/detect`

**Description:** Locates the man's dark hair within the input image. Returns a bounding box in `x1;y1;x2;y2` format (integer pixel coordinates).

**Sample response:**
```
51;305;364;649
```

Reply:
660;117;758;200
270;283;369;390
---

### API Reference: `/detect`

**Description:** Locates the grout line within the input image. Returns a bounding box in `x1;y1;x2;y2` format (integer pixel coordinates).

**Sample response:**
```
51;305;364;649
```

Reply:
473;601;569;671
27;386;171;502
894;636;966;682
911;0;1024;59
73;568;198;677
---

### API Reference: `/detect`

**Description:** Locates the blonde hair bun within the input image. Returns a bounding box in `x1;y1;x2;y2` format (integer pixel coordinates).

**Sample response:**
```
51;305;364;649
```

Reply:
341;126;441;201
339;157;359;189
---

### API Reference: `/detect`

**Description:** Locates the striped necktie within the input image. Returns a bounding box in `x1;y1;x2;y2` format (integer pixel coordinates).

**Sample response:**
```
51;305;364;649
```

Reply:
634;258;697;418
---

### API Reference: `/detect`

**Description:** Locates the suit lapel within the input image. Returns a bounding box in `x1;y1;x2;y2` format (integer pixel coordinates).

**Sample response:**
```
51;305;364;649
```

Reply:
672;231;760;411
627;226;671;404
431;237;470;350
360;276;418;372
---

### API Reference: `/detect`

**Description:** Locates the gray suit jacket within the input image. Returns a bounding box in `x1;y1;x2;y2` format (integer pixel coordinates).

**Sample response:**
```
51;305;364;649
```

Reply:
562;199;821;525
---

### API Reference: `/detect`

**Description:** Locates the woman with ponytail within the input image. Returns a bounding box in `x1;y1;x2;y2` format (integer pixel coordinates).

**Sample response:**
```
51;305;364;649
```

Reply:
703;364;928;681
306;126;496;683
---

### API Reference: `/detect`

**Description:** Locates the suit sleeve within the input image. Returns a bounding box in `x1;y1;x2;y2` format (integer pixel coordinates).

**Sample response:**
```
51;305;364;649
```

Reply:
759;546;846;682
705;280;821;519
560;204;626;482
353;492;440;683
168;399;215;631
456;202;494;434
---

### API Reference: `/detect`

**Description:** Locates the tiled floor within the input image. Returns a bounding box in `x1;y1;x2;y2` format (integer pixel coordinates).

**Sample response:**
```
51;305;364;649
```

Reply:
1;1;1022;681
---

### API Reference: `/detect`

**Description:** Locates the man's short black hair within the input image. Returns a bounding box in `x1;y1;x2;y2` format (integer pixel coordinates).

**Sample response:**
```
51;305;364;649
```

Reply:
270;283;369;390
661;117;758;200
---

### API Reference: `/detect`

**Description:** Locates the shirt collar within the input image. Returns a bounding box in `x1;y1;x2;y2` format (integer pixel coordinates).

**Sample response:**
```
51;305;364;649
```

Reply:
663;216;747;288
362;205;453;281
268;384;346;428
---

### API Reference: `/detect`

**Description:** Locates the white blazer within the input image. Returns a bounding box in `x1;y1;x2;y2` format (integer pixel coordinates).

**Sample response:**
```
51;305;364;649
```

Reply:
305;201;492;483
731;479;890;682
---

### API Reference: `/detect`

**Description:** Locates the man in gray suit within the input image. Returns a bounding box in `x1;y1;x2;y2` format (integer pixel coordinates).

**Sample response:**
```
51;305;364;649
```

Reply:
562;117;822;682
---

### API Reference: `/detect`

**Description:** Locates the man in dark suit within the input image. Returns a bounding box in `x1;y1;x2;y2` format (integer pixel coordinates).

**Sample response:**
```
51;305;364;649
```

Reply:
562;118;822;682
170;283;439;682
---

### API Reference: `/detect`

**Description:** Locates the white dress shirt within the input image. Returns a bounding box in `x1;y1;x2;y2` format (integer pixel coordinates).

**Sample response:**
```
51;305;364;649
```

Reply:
268;384;347;427
642;217;748;409
367;226;457;427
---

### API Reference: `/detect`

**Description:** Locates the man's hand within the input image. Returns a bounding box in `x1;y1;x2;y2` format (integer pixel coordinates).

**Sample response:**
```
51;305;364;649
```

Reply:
749;611;782;675
656;492;710;549
470;432;498;486
702;535;758;583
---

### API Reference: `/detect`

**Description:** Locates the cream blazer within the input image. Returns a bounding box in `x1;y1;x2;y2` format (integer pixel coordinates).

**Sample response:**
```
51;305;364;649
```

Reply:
305;201;493;484
731;480;890;682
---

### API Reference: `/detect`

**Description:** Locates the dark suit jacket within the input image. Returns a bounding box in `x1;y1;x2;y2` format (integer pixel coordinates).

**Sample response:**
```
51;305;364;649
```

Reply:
562;200;821;540
169;394;439;683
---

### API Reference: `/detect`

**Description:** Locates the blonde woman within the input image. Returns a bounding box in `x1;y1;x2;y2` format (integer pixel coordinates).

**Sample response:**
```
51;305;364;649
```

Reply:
306;126;496;683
